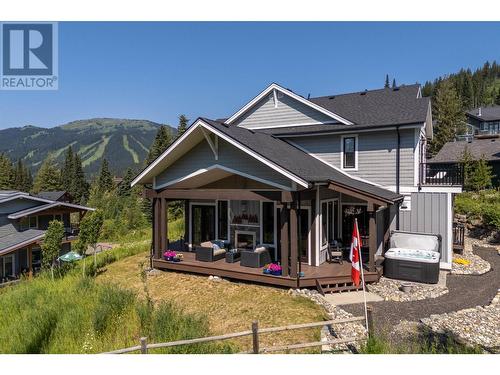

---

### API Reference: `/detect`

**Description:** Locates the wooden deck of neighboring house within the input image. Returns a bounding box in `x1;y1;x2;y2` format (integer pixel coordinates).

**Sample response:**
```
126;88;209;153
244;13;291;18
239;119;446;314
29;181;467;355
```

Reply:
152;251;380;291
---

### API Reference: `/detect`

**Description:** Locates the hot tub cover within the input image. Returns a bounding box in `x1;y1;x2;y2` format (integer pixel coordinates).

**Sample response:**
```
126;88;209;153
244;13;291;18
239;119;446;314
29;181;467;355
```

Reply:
389;231;441;253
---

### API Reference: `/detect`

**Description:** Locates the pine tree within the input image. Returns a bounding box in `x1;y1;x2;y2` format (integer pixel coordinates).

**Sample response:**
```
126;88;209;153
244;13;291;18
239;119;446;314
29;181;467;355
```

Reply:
469;156;494;191
13;159;32;192
32;155;61;193
97;158;114;193
178;115;189;136
428;80;466;155
71;154;89;203
384;74;390;88
118;168;134;197
146;125;173;165
0;154;14;190
392;78;397;88
60;146;74;193
495;88;500;105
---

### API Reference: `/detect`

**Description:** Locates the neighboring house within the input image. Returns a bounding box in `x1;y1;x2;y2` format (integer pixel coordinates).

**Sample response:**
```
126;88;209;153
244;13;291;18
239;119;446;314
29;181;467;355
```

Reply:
132;83;462;290
35;191;73;203
0;190;94;284
462;105;500;139
431;135;500;186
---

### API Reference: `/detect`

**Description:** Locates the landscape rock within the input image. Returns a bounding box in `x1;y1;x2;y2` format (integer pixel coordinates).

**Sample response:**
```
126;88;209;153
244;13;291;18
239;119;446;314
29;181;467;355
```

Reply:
367;277;448;302
420;289;500;352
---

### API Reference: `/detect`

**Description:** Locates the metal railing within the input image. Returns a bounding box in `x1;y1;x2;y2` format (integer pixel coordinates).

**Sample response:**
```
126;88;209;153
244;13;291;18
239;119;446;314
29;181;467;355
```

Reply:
420;162;464;186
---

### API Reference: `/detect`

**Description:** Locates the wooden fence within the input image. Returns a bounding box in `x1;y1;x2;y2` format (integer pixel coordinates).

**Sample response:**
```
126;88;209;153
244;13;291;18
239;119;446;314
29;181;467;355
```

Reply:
103;307;373;354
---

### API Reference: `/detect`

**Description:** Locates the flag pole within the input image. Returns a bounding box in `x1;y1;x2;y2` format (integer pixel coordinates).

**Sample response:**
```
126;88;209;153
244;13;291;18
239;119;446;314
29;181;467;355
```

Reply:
355;219;369;333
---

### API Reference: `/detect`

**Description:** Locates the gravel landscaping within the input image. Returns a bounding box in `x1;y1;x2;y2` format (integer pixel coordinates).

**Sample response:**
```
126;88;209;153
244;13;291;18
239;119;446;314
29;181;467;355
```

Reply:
289;289;367;353
452;237;492;275
367;276;448;302
421;290;500;352
342;246;499;349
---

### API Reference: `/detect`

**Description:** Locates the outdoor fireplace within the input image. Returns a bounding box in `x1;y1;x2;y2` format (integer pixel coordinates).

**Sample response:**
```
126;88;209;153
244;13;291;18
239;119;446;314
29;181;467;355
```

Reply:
235;230;256;250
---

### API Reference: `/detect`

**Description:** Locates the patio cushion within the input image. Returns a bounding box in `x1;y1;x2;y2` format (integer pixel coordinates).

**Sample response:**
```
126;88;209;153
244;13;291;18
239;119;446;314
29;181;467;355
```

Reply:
254;246;267;253
200;241;213;248
213;249;226;256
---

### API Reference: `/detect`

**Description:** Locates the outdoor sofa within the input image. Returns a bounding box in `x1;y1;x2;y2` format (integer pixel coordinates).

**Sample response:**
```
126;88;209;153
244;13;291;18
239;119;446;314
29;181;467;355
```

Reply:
195;240;228;262
240;246;272;268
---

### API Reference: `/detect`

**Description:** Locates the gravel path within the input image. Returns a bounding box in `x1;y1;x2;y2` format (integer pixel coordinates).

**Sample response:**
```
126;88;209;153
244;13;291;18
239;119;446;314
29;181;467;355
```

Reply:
342;246;499;336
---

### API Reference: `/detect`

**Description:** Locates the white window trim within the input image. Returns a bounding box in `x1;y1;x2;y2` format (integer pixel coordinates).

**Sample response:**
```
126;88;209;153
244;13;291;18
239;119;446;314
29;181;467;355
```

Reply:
319;198;339;251
340;134;358;171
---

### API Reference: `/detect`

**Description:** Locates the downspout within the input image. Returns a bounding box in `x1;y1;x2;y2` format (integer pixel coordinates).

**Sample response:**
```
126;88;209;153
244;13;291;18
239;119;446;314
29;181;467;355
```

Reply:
396;126;401;230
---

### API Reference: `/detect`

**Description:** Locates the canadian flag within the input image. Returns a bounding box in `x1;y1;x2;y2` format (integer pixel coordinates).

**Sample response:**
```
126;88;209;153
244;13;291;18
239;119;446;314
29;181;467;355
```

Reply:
349;218;362;287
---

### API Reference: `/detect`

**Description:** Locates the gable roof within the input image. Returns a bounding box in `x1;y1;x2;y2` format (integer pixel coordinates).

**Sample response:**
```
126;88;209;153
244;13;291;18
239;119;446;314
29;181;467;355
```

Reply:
7;201;95;219
467;106;500;122
135;117;402;204
0;215;45;255
225;83;354;126
309;84;430;127
431;137;500;163
35;191;69;202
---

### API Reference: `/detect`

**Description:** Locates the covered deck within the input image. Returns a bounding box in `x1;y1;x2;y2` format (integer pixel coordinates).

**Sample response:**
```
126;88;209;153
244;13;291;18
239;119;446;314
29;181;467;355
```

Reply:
153;251;379;289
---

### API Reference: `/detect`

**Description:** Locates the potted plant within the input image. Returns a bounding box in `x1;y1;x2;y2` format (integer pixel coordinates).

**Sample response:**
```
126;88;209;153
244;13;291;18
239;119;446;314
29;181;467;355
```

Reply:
173;253;183;262
263;263;282;276
163;250;177;261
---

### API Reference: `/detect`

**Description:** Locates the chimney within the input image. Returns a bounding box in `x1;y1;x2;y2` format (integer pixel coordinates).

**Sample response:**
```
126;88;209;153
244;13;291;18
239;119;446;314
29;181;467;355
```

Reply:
478;107;482;116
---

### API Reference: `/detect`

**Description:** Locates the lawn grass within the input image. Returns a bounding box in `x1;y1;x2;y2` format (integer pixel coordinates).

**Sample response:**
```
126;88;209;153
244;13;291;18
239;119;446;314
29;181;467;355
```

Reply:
0;274;233;354
97;251;328;353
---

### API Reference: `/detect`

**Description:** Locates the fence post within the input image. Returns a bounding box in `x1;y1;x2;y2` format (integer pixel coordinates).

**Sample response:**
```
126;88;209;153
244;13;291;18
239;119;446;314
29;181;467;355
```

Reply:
252;320;259;354
140;337;148;354
366;306;374;338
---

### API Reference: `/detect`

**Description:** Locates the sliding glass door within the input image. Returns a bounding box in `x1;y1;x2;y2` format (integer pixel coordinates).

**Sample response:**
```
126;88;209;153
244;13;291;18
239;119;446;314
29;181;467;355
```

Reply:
191;205;215;246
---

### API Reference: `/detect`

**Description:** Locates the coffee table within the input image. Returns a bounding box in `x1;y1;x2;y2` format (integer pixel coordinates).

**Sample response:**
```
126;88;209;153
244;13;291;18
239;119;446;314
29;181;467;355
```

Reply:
225;250;241;263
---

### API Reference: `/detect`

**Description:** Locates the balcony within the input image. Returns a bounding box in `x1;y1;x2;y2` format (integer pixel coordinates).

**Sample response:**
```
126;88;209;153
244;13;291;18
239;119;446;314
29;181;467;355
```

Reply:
419;162;464;186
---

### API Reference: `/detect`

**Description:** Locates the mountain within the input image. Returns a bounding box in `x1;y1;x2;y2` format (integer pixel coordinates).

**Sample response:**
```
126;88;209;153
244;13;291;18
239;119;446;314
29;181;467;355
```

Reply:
0;118;175;177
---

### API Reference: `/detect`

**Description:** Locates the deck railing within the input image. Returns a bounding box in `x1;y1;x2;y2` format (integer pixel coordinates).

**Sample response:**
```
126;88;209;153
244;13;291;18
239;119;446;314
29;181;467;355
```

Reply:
420;162;464;186
453;222;465;252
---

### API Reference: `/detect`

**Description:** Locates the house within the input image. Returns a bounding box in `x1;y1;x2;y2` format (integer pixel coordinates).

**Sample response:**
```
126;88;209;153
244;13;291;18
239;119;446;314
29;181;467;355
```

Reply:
463;105;500;138
0;190;94;284
431;135;500;186
35;190;73;202
132;83;462;291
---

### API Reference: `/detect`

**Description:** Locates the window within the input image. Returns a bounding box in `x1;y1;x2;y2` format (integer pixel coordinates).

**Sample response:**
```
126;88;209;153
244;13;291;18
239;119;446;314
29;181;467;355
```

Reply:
262;202;275;244
321;200;338;247
217;201;228;240
29;216;37;229
342;136;356;169
19;217;29;231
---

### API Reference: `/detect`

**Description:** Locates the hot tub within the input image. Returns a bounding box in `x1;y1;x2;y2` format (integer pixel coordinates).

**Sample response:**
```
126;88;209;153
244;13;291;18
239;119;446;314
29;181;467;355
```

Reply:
384;231;441;284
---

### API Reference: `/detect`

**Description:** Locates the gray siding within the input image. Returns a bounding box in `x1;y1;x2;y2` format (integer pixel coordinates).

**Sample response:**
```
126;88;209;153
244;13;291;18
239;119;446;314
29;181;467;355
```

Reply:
155;138;293;189
288;128;417;187
398;192;451;265
234;92;335;129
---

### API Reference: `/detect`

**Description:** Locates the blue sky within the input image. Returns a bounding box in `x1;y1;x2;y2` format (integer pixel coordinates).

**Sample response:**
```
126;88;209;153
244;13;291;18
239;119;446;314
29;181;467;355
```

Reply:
1;22;500;129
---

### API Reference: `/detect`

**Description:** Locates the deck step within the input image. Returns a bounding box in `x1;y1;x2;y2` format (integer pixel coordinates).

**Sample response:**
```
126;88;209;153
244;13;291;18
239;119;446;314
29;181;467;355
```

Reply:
315;278;370;294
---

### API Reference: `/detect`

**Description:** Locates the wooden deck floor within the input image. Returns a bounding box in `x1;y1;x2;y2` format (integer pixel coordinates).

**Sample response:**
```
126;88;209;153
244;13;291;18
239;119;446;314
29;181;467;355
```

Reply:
153;251;379;289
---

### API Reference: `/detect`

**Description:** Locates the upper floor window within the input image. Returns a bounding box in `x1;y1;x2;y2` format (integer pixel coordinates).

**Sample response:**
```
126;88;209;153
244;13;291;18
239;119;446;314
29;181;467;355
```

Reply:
29;216;37;228
342;136;357;169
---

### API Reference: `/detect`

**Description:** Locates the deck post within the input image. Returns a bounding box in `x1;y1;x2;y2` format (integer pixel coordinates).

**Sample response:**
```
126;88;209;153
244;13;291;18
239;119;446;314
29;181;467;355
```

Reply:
289;201;298;279
184;200;190;251
367;203;377;272
27;244;33;278
280;203;289;277
160;198;167;252
153;198;162;259
140;337;148;354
